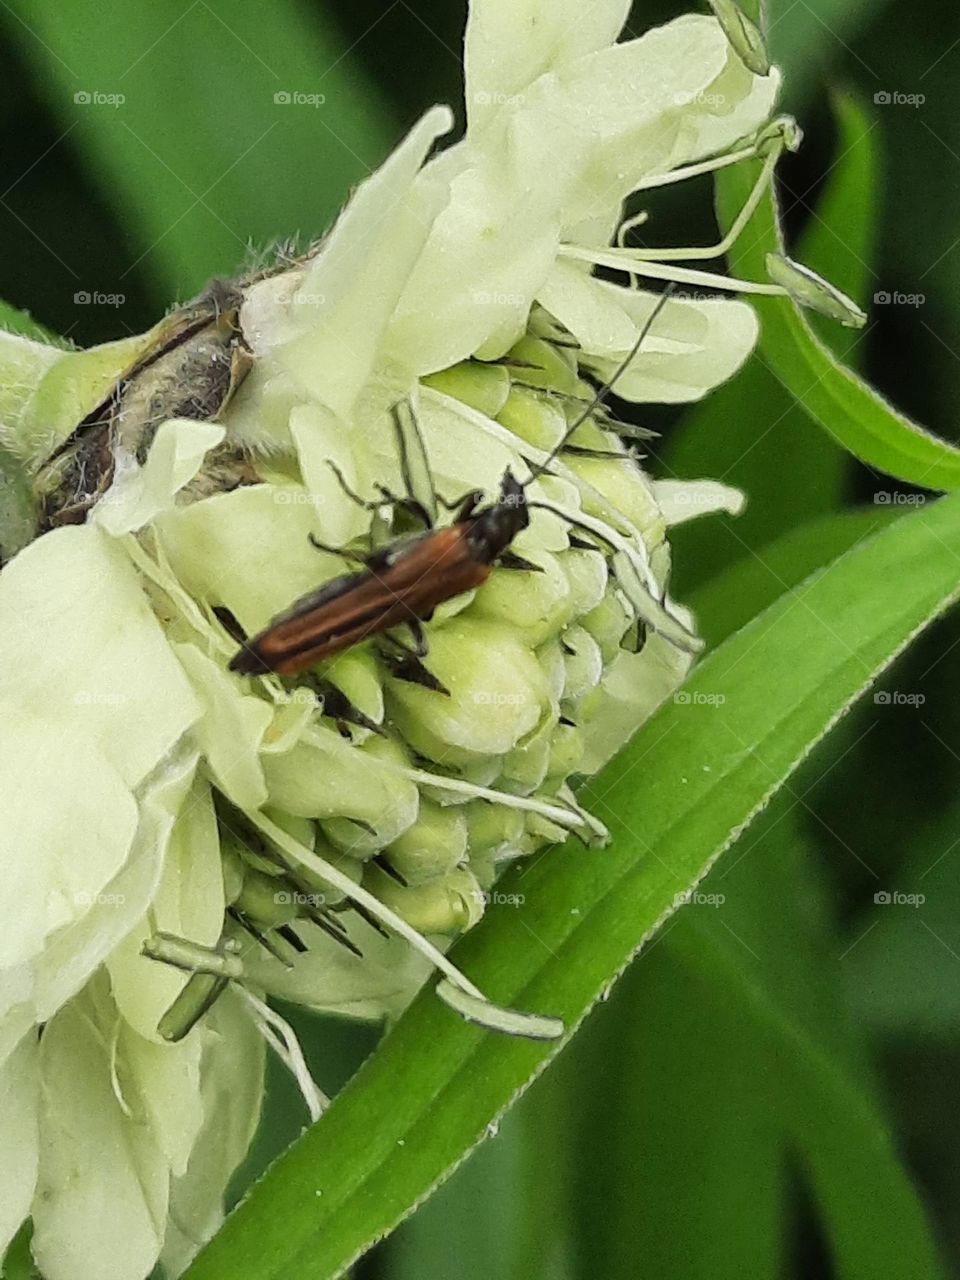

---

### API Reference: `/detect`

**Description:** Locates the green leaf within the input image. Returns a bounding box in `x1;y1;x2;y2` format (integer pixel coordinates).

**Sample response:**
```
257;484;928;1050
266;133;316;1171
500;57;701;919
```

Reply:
845;794;960;1037
768;0;897;106
566;799;944;1279
798;91;883;362
715;130;960;492
0;0;393;297
185;492;960;1280
0;300;58;343
691;505;900;648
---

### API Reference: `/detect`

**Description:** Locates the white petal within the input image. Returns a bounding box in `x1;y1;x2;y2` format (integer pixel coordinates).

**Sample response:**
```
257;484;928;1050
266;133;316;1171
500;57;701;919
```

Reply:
94;419;225;536
653;478;745;525
0;704;137;970
289;403;371;547
32;981;168;1280
517;16;778;223
34;748;198;1024
157;484;335;636
276;106;454;418
387;129;565;370
120;1025;204;1179
579;631;694;774
666;40;781;172
108;770;223;1041
161;992;265;1277
542;274;759;402
242;919;430;1021
464;0;632;134
0;525;200;788
0;1032;39;1258
174;642;272;809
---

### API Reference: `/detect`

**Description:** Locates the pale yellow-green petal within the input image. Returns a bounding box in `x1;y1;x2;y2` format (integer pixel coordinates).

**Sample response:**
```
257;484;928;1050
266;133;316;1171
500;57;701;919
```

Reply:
0;704;138;970
174;642;272;810
32;981;168;1280
33;749;198;1025
0;525;199;788
161;992;265;1277
94;418;225;536
157;485;335;635
0;1032;38;1258
464;0;632;133
108;771;223;1041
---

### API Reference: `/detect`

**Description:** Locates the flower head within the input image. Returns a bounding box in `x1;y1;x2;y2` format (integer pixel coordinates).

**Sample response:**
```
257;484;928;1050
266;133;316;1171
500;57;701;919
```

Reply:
0;2;833;1274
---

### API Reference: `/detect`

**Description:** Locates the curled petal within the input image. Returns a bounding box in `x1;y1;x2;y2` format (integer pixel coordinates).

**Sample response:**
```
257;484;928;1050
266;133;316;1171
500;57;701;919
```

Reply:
541;271;759;402
94;419;226;536
465;0;632;134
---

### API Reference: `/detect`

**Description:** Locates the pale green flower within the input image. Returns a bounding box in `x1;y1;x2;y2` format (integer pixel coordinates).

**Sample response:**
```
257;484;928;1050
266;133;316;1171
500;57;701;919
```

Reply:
0;1;843;1274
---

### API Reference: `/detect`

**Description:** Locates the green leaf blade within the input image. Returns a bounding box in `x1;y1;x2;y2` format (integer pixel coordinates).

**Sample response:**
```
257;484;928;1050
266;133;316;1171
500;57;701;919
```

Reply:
186;494;960;1280
717;148;960;492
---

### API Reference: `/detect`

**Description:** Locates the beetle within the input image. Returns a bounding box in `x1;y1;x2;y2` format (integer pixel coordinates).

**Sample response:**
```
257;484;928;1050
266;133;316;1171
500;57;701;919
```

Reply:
229;287;677;680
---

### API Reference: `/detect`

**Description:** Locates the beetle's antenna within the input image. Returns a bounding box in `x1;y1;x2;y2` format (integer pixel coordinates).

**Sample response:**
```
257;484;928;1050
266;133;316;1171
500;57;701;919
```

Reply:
522;282;677;487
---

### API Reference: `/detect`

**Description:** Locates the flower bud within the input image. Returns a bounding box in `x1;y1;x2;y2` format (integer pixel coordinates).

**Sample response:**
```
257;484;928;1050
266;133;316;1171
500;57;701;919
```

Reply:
364;864;485;935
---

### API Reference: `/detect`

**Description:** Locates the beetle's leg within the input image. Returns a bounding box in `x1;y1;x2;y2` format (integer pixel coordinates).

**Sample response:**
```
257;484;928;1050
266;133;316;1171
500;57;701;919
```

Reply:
380;619;430;659
437;488;484;519
497;550;544;573
307;532;368;565
328;462;433;530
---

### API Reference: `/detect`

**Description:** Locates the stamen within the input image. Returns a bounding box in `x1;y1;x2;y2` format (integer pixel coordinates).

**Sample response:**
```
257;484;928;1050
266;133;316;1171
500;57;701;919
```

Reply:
370;755;592;833
557;246;789;297
625;150;778;263
238;988;328;1122
248;809;564;1041
765;252;867;328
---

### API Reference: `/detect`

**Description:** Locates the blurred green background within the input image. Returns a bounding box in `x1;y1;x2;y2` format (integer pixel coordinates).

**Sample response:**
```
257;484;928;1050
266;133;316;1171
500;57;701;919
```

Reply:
3;1;960;1277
